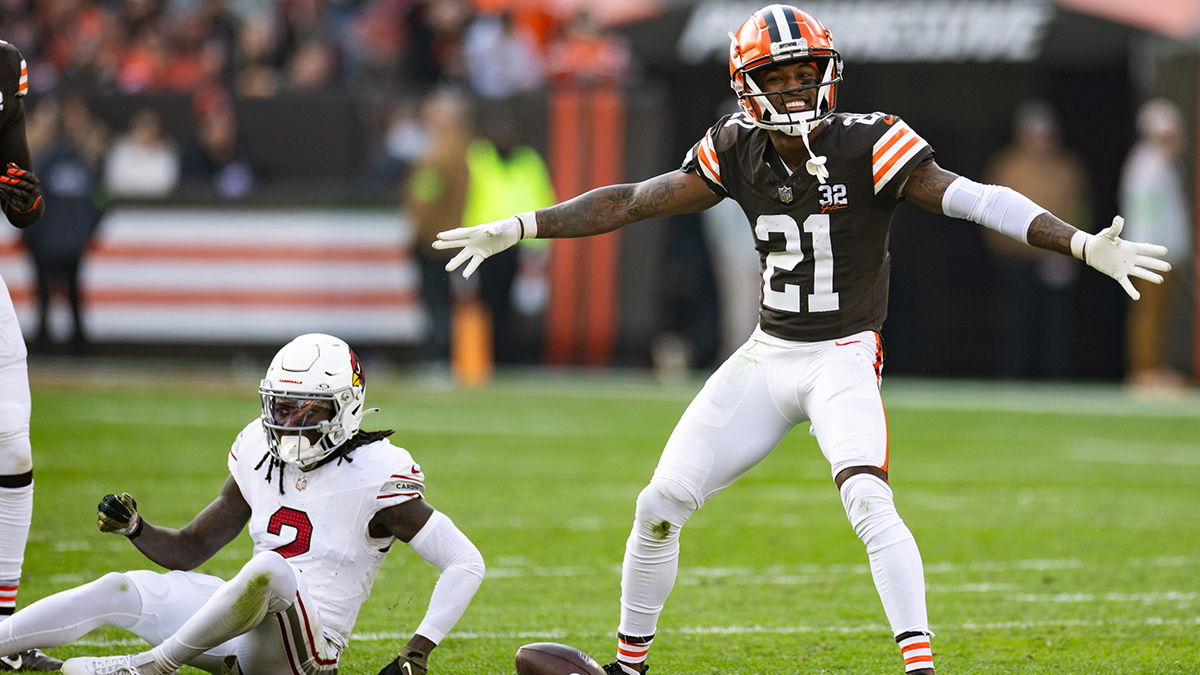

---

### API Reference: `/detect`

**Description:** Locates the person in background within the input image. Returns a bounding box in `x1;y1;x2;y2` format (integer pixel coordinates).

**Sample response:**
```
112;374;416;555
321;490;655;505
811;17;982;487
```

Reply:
180;95;255;198
21;95;108;353
286;38;335;93
983;100;1091;378
405;89;472;368
544;11;630;86
461;107;555;364
462;10;543;99
360;97;428;195
104;108;180;198
1119;98;1193;392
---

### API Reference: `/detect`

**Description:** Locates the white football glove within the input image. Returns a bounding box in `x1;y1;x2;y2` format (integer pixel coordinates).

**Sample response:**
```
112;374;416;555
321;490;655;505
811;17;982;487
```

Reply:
1072;216;1171;301
432;212;538;279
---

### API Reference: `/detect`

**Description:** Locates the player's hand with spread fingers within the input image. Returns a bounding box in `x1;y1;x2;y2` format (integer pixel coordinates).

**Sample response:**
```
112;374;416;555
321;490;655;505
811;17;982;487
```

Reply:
433;211;537;278
1071;216;1172;301
97;492;143;538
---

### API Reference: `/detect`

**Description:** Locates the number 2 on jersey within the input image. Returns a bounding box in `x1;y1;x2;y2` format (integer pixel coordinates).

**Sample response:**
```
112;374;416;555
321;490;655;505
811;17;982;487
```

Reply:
755;214;840;313
268;507;313;558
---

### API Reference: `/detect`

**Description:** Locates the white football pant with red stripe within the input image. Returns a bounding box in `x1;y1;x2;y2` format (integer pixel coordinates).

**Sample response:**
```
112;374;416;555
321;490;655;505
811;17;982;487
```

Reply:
619;327;931;667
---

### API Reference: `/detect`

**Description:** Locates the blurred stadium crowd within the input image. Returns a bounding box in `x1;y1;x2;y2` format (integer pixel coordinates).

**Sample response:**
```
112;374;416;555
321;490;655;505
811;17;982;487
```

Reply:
4;0;632;200
4;0;631;99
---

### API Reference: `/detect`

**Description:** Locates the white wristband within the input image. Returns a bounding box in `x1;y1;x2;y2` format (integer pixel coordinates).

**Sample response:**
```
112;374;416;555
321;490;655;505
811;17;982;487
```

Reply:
1069;231;1090;260
515;211;538;239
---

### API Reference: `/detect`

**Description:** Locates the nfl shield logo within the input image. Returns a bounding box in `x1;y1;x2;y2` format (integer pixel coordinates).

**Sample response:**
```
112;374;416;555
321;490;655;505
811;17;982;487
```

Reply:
779;186;794;203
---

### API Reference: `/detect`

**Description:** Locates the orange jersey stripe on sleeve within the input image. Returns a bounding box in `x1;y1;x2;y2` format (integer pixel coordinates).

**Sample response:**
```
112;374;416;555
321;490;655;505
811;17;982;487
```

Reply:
872;121;928;194
696;131;723;187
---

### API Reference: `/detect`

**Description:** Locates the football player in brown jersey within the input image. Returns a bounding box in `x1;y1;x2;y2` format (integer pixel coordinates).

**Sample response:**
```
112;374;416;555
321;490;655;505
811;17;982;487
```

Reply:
0;39;54;673
434;5;1171;674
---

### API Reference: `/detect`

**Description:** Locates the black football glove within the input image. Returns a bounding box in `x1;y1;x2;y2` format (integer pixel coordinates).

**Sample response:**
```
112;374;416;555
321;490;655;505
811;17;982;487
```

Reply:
97;492;143;538
0;163;42;214
376;648;428;675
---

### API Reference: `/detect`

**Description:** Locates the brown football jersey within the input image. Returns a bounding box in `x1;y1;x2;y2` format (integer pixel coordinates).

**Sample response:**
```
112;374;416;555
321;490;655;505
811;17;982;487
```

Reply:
683;111;933;342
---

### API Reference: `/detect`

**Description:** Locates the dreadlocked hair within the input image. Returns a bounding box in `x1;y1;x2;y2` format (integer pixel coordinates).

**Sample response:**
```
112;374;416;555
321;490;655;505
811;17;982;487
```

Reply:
255;429;396;495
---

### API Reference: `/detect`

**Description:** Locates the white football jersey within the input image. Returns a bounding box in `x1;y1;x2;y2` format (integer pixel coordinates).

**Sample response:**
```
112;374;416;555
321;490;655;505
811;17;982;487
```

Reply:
227;419;425;646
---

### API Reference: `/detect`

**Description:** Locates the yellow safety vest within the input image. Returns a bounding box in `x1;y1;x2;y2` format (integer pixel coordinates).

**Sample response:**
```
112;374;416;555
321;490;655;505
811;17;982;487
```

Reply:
463;139;557;248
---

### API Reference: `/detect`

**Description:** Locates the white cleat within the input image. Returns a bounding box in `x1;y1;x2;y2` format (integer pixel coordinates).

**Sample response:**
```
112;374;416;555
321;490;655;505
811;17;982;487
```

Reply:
61;654;155;675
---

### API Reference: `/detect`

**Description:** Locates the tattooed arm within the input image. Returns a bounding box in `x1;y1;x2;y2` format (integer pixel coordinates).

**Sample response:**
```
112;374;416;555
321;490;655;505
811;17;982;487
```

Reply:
435;170;722;277
535;170;723;238
902;160;1078;255
126;476;251;570
901;160;1171;298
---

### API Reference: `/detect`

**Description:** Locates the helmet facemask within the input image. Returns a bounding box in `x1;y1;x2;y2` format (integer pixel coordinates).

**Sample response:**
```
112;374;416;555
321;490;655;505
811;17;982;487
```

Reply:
739;54;844;135
735;53;842;137
260;386;355;469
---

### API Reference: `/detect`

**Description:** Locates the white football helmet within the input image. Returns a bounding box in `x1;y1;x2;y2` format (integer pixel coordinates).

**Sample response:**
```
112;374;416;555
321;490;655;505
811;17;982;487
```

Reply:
259;333;367;470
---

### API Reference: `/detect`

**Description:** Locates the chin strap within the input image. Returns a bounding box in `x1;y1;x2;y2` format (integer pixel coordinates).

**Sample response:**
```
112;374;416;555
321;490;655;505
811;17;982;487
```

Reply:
799;121;829;184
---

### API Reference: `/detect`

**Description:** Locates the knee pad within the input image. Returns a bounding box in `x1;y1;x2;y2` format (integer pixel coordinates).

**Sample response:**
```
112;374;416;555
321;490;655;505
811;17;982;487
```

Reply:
95;571;136;592
235;552;298;614
839;474;908;554
633;478;699;544
0;434;32;477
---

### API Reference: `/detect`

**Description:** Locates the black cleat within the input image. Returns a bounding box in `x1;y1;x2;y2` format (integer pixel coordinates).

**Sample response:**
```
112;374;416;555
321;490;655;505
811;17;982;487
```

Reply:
0;649;63;672
602;662;648;675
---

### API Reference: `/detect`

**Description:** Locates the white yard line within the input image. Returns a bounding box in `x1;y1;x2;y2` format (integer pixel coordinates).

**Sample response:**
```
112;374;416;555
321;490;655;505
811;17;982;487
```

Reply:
66;616;1200;648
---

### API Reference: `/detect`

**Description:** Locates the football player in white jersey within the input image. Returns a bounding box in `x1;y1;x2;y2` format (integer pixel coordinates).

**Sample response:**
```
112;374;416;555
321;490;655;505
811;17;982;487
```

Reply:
431;5;1170;674
0;333;485;675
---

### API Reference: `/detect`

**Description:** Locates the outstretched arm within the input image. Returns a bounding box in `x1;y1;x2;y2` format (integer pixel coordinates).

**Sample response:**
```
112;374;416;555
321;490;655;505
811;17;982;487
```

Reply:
434;169;721;277
97;476;251;570
902;161;1171;299
371;499;485;675
535;169;722;238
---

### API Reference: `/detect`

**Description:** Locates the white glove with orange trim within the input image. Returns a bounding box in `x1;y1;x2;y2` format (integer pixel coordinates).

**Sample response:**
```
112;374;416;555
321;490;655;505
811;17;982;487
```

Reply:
1071;216;1171;300
433;211;538;279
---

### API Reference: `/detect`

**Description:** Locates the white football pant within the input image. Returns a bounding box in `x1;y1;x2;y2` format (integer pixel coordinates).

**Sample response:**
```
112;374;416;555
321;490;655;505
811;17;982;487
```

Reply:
619;328;928;639
0;552;340;675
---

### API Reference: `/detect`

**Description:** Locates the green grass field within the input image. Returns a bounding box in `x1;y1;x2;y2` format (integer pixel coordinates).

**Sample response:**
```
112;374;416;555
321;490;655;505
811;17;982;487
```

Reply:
18;366;1200;674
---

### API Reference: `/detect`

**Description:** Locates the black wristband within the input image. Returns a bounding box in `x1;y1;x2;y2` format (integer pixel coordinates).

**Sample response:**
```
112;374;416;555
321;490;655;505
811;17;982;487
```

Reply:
126;518;145;540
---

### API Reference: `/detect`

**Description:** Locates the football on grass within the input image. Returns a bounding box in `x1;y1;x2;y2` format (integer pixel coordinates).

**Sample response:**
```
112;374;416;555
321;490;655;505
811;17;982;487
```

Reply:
514;642;605;675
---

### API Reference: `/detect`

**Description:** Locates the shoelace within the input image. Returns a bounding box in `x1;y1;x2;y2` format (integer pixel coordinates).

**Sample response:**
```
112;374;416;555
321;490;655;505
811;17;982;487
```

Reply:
90;657;141;675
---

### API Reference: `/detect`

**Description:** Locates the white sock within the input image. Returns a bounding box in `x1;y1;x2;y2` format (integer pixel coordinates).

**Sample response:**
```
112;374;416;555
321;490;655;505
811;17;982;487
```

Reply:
0;572;141;656
840;474;930;638
0;480;32;614
618;479;698;638
148;552;296;674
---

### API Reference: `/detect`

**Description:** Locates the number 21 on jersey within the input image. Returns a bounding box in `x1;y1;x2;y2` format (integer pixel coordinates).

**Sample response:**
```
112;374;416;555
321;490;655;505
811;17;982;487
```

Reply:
754;214;840;313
